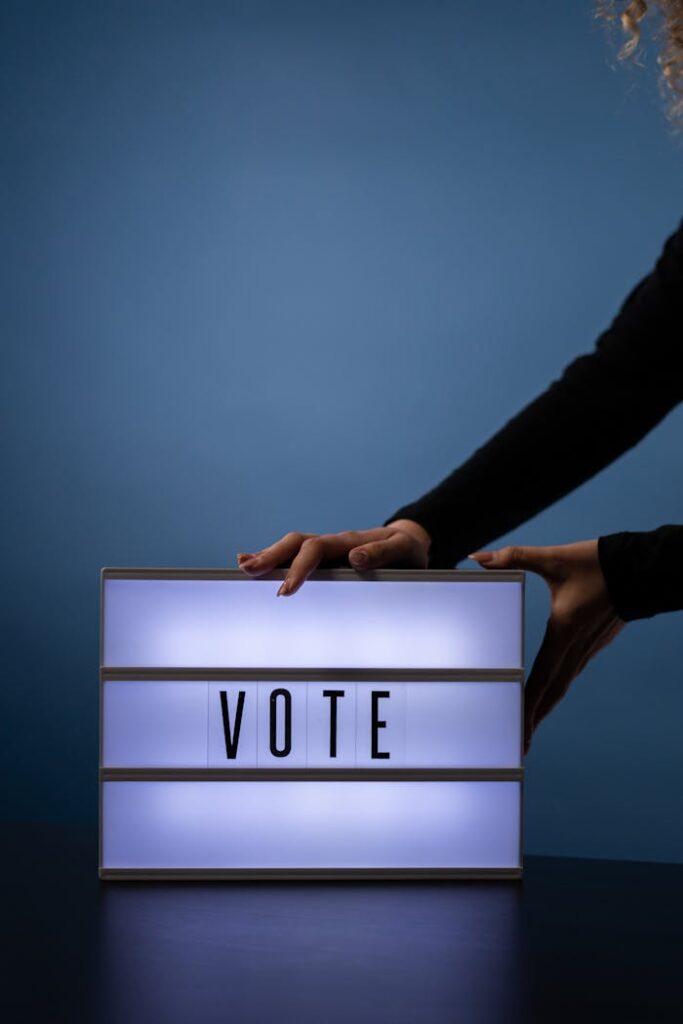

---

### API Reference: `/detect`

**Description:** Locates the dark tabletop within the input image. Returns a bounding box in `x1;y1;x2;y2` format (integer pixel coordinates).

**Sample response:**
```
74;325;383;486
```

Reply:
2;823;681;1024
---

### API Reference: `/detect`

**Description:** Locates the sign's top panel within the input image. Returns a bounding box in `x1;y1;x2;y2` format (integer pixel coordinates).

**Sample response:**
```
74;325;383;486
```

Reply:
102;569;523;670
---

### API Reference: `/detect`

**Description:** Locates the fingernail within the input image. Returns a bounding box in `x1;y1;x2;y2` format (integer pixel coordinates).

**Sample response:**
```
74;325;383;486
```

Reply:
277;579;292;596
350;550;368;567
469;551;493;564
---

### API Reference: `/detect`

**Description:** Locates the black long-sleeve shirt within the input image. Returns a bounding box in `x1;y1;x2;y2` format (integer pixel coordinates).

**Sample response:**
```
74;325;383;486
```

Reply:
383;219;683;622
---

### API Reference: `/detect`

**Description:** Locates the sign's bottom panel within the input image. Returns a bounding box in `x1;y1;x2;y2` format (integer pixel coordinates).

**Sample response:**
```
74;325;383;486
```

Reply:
101;780;522;873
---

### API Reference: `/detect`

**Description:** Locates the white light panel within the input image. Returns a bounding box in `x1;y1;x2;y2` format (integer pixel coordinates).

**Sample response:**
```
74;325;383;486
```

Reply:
102;577;522;669
102;680;522;769
101;780;521;871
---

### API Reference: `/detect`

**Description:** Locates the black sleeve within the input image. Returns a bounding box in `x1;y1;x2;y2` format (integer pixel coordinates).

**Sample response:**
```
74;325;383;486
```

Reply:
598;526;683;621
383;218;683;579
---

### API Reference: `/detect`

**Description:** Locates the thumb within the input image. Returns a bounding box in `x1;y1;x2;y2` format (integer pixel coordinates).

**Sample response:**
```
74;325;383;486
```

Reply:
468;544;555;576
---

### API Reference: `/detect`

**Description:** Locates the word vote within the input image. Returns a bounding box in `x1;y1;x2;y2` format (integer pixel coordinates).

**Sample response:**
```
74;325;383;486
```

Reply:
209;683;405;767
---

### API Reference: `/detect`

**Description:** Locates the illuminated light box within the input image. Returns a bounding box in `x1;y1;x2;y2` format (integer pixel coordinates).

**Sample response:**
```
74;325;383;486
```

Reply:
100;568;525;879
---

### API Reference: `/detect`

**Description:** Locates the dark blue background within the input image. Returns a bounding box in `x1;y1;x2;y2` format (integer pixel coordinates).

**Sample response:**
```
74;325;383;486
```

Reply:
2;0;681;862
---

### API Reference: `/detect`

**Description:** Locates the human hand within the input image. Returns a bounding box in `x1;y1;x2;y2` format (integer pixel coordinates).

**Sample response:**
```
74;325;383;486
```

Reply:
468;540;625;755
236;519;431;596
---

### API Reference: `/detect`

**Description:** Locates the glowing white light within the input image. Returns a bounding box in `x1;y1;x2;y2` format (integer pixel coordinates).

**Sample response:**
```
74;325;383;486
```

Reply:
101;780;521;870
102;679;522;768
102;578;522;669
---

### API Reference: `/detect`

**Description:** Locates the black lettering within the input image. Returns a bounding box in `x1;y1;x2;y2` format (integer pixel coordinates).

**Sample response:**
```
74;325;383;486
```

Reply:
269;688;292;757
219;690;246;759
322;689;345;757
371;690;390;759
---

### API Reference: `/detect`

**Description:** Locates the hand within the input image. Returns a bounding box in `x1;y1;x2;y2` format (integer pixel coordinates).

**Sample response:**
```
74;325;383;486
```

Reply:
468;540;625;755
236;519;431;596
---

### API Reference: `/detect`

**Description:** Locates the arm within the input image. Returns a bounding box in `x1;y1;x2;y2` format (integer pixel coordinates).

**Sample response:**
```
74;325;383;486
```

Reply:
384;219;683;570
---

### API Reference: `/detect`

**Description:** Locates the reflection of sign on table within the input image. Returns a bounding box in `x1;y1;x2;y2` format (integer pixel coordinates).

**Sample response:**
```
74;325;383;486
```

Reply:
99;568;525;879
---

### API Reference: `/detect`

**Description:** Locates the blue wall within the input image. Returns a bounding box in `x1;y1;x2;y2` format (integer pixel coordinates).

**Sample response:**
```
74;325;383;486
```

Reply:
2;0;681;862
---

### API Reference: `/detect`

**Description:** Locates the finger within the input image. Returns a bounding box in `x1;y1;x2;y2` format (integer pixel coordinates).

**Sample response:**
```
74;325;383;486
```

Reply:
526;616;613;749
532;617;625;730
527;646;585;749
279;526;408;595
469;544;564;581
348;532;423;570
279;529;398;594
297;528;390;568
238;532;315;576
277;536;329;595
522;618;575;750
338;527;397;567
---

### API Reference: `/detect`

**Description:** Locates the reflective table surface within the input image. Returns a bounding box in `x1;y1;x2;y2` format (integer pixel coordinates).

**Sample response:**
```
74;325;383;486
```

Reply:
2;823;681;1023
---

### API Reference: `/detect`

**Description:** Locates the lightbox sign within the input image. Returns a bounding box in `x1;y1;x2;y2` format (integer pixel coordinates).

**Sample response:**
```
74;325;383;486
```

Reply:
99;568;525;879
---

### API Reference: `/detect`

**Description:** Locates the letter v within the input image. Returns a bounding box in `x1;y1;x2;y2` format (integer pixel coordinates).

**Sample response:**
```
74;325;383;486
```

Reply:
219;690;246;759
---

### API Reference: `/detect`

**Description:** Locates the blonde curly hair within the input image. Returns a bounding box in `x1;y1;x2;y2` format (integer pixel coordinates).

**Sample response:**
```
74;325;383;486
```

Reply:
598;0;683;122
